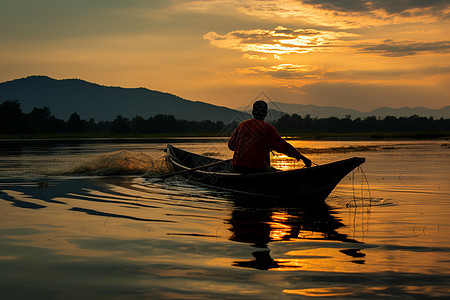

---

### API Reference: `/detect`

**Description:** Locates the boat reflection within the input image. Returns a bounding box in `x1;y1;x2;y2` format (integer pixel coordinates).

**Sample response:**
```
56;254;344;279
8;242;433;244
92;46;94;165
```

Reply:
228;196;365;270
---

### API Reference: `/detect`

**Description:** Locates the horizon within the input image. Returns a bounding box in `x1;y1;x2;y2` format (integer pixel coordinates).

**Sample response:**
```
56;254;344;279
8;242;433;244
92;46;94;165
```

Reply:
1;1;449;111
3;75;450;114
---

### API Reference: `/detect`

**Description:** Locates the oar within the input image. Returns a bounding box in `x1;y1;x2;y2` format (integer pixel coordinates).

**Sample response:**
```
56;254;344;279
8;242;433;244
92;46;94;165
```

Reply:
154;158;232;179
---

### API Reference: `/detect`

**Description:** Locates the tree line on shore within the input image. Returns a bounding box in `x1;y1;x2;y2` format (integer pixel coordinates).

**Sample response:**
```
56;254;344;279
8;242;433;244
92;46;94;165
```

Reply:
1;100;449;136
0;100;227;135
273;113;450;134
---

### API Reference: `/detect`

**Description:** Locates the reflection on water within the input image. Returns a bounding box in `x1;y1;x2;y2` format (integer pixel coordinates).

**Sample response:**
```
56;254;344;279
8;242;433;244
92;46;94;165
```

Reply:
0;175;370;270
229;200;364;270
0;139;449;299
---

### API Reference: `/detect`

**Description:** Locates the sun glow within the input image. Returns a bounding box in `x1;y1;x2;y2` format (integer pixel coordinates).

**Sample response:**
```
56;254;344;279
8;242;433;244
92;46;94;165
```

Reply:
204;26;357;57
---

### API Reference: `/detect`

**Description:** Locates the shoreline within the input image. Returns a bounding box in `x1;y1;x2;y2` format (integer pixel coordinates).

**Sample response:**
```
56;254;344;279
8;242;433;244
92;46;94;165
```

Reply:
1;131;449;141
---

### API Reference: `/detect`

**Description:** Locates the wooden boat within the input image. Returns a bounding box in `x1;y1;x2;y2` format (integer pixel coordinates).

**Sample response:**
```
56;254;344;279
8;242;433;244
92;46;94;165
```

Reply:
164;144;365;201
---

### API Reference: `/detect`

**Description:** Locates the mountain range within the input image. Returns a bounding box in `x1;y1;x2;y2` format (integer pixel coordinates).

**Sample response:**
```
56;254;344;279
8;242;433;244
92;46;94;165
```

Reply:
243;102;450;119
0;76;250;123
0;76;448;122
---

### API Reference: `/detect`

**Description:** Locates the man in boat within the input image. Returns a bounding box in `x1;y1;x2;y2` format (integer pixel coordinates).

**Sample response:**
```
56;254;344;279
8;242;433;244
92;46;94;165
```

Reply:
228;100;311;174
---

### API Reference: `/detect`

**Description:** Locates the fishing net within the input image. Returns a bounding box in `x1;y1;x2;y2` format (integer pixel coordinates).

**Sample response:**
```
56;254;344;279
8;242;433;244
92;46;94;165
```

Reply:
65;150;172;176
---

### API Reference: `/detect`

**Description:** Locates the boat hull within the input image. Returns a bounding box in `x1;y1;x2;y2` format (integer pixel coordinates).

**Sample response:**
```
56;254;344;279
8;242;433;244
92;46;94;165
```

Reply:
165;144;365;201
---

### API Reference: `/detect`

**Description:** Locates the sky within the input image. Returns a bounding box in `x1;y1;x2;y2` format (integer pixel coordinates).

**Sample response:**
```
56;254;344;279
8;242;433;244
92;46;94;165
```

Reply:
1;0;449;111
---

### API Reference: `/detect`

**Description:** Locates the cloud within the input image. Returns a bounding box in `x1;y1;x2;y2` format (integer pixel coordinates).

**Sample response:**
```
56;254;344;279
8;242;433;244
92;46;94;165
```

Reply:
205;25;450;58
399;29;444;35
243;54;267;60
233;63;450;89
194;0;450;29
204;26;357;56
356;39;450;56
302;0;450;14
236;64;333;80
337;65;450;79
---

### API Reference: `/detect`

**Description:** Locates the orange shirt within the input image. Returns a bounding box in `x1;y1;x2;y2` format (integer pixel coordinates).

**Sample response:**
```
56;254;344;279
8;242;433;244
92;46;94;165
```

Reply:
228;119;302;169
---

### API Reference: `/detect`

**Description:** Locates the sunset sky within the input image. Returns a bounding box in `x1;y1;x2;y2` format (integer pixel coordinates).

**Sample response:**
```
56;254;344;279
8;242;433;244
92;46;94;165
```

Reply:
1;0;449;111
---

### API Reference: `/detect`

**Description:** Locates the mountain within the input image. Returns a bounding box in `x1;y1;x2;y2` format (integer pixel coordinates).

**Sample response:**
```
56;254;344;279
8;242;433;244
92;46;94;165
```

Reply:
2;76;448;123
261;102;450;119
267;102;360;119
368;106;450;119
0;76;250;122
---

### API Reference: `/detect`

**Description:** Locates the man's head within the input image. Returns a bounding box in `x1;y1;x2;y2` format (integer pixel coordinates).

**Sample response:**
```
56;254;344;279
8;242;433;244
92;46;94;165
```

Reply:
252;100;268;120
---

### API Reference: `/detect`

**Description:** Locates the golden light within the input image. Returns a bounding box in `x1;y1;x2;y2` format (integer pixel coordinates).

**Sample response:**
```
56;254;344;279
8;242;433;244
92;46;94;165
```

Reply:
283;287;356;297
270;152;300;171
204;26;357;57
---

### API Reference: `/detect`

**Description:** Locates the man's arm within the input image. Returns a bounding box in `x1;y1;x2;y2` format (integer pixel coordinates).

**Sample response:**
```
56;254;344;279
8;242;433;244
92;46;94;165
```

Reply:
267;125;311;167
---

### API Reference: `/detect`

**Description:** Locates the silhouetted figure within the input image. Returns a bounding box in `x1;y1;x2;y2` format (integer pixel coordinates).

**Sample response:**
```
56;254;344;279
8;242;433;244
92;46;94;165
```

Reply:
228;198;364;270
228;100;311;174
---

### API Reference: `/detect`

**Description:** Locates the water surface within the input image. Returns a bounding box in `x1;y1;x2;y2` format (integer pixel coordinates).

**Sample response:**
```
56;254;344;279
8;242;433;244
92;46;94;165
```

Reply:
0;138;449;299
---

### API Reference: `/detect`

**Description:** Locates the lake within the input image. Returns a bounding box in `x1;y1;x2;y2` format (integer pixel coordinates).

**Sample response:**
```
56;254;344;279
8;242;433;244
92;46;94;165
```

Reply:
0;138;449;299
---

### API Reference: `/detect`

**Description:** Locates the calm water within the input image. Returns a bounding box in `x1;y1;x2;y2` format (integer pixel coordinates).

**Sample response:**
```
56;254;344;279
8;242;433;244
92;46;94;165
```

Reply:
0;138;449;299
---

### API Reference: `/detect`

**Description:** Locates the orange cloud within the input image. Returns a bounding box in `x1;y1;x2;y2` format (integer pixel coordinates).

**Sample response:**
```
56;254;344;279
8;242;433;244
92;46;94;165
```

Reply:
204;26;356;56
187;0;449;29
355;39;450;57
236;64;333;80
233;63;450;89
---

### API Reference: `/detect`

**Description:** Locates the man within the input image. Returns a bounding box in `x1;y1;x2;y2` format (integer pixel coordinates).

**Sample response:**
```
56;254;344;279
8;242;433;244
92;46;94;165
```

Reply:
228;100;311;174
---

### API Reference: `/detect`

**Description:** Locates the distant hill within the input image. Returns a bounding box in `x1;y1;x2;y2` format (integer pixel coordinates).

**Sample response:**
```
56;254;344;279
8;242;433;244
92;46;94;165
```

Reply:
0;76;250;122
257;102;450;119
267;102;361;119
367;106;450;119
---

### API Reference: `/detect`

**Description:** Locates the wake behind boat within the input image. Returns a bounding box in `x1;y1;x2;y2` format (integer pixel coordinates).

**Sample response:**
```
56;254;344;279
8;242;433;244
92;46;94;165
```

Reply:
161;144;365;201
